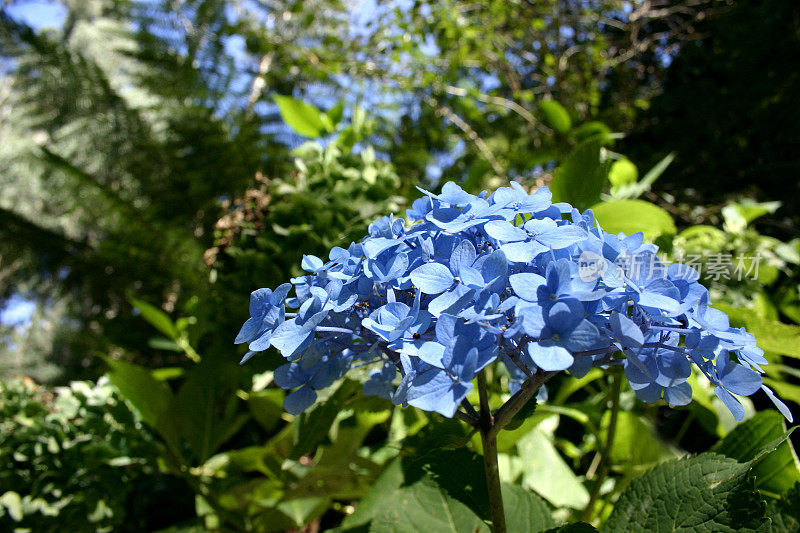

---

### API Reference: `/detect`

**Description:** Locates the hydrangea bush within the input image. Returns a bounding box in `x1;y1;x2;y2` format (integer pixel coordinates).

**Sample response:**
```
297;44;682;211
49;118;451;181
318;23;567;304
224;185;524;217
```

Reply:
236;180;792;531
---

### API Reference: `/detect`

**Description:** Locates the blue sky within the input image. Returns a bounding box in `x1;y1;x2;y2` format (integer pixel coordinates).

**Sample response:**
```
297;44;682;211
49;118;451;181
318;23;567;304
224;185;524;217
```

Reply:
4;1;66;29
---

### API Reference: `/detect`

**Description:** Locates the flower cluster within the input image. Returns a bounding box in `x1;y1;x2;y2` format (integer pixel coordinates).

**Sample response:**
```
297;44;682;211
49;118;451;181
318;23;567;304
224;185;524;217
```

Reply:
236;181;792;423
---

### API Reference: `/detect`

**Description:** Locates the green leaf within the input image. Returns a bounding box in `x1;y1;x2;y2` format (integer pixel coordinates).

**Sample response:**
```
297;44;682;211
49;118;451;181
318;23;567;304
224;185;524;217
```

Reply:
609;153;675;200
501;483;556;533
326;101;345;128
129;296;178;340
274;95;328;138
550;139;610;211
591;200;676;241
291;379;360;459
104;358;180;455
608;159;638;188
573;121;613;143
341;452;555;533
762;483;800;532
538;100;572;133
147;337;184;352
247;389;284;432
604;453;767;532
368;476;488;533
601;411;676;467
517;428;590;509
171;361;248;462
506;398;538;431
711;411;800;495
405;448;492;521
545;524;598;533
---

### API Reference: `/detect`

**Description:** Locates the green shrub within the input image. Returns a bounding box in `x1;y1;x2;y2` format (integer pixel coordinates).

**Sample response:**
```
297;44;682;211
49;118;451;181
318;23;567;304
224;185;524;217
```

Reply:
0;377;162;532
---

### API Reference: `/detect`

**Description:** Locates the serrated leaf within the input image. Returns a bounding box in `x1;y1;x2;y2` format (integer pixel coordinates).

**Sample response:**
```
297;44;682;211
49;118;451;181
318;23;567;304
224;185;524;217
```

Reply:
274;95;328;138
405;448;492;521
604;453;767;532
762;482;800;532
502;483;556;533
545;524;598;533
711;411;800;495
367;476;488;533
591;200;676;241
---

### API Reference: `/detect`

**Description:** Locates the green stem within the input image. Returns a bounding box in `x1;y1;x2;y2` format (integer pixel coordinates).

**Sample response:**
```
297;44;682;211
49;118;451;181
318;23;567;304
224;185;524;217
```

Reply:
478;370;506;533
582;368;622;522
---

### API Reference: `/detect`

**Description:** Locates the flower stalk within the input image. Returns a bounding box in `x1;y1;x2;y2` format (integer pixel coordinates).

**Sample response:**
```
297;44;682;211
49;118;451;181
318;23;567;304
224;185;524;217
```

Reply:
477;369;506;533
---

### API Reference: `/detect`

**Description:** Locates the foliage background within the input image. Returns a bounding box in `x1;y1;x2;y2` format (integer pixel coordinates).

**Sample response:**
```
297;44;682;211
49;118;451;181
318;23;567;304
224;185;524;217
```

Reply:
1;0;799;531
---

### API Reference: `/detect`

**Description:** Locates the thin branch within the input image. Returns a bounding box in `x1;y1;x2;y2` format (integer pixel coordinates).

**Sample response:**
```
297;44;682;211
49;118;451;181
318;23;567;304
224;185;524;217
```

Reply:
442;85;537;127
424;95;504;176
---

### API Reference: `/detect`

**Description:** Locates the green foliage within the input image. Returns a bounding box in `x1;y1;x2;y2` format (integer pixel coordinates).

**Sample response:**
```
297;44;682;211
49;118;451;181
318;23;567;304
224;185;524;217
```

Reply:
604;453;767;532
538;100;572;134
0;378;163;532
209;134;404;295
274;95;335;138
591;200;676;241
549;139;610;211
1;1;799;531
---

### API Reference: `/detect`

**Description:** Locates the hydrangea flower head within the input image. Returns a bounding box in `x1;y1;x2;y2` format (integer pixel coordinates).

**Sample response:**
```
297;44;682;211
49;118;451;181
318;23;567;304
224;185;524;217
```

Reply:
236;181;792;422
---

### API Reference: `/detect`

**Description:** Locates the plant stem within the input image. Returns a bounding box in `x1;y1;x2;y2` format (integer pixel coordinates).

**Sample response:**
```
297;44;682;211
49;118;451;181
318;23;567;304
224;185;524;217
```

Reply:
582;367;622;522
477;370;507;533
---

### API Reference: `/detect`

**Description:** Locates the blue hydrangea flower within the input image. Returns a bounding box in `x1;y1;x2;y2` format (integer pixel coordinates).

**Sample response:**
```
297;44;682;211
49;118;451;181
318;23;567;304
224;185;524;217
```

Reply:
236;180;792;423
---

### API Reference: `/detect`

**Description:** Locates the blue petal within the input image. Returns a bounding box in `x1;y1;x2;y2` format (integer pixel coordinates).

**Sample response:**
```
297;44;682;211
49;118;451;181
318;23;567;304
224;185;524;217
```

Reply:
569;355;593;378
458;265;484;288
564;320;600;352
501;241;547;263
239;351;257;364
269;283;293;305
428;286;474;317
663;382;692;406
449;239;477;274
762;385;793;422
633;382;663;403
609;313;644;348
411;262;455;294
249;288;273;315
284;386;317;415
720;361;762;396
715;386;745;422
509;273;546;301
528;342;574;371
402;368;472;417
268;319;314;360
417;341;446;368
537;225;587;249
548;300;583;332
480;250;508;288
274;363;310;389
484;220;527;242
301;255;324;272
235;316;263;344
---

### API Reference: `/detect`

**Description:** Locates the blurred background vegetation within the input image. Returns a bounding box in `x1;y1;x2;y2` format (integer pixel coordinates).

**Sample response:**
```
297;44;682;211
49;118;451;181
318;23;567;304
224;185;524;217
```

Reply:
1;0;799;531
